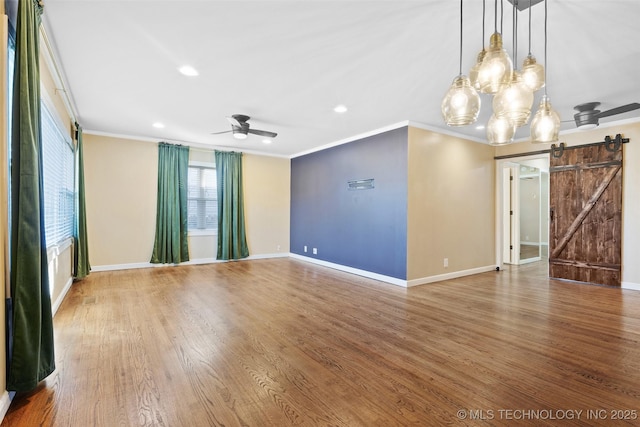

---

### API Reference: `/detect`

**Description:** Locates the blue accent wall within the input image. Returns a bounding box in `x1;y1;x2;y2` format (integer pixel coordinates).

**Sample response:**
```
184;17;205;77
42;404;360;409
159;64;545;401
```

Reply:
290;127;408;279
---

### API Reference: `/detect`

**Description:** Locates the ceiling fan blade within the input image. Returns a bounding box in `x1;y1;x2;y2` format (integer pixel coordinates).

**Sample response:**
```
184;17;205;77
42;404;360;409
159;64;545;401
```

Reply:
226;116;242;127
211;130;232;135
597;103;640;119
248;128;277;138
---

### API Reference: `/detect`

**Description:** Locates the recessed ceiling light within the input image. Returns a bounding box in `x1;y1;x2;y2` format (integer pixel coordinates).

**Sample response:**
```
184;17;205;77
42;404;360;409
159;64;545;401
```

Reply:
262;139;272;144
333;104;348;113
153;122;165;128
178;65;199;76
475;125;485;130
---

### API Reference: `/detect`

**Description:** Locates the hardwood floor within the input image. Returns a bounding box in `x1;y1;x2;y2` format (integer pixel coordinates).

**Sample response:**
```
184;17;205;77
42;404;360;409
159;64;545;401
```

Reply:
519;244;541;260
3;259;640;426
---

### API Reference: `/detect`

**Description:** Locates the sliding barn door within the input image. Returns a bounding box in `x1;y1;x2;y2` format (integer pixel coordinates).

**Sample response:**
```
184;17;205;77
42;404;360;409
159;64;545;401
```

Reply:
549;143;623;286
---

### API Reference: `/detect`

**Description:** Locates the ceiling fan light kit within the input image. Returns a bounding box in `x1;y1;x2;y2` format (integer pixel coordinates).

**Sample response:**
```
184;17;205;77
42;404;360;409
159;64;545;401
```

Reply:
233;129;248;139
573;102;600;130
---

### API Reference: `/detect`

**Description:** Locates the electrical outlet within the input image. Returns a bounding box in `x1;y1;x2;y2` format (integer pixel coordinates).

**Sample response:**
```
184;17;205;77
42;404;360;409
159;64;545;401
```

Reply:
444;258;449;268
313;248;318;255
304;245;307;253
277;245;281;251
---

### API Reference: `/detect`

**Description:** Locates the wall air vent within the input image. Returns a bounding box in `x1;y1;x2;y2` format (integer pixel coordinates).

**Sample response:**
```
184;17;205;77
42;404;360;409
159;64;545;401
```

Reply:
348;178;375;191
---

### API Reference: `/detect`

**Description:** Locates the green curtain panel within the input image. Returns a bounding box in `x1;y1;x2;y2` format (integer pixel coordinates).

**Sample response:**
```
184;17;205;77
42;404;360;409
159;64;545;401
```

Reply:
150;142;190;264
7;0;56;392
73;124;90;279
215;150;249;260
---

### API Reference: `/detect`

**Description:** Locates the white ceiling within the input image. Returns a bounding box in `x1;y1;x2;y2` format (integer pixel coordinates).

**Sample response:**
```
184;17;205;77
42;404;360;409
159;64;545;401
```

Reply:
40;0;640;157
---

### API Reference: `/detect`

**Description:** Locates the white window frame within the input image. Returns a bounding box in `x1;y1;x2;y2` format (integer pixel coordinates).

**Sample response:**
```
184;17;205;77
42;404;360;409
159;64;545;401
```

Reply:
40;89;75;250
187;161;217;237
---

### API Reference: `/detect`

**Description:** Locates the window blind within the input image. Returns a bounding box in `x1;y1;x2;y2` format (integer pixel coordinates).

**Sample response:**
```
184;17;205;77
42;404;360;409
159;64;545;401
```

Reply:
187;165;217;231
41;101;75;247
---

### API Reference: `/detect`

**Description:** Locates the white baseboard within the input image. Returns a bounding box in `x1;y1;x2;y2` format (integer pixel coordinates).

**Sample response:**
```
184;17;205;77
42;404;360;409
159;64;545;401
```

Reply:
245;253;289;260
407;265;497;287
622;281;640;291
289;254;409;287
0;391;13;424
91;262;155;272
91;253;289;272
288;255;494;288
92;254;497;289
52;276;74;316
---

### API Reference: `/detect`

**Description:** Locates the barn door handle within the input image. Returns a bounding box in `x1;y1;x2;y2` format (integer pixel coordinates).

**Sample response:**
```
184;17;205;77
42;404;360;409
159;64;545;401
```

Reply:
550;208;554;221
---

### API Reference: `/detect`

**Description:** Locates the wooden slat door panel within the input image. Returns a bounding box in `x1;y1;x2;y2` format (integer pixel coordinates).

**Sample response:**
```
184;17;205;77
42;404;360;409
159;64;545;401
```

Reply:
549;143;622;286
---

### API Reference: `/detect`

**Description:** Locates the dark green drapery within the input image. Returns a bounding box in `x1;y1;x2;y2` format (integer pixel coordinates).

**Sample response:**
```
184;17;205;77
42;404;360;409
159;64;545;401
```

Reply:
150;142;190;264
7;0;56;392
73;124;90;279
215;150;249;260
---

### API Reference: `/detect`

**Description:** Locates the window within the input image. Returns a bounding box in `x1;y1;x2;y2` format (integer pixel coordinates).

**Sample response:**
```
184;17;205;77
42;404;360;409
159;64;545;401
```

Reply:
187;164;217;232
7;25;15;233
41;100;75;247
7;27;15;147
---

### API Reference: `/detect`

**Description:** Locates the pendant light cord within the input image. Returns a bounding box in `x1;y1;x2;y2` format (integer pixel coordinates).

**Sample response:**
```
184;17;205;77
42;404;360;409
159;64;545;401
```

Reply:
482;0;485;49
528;0;532;55
544;0;548;95
513;0;517;67
494;0;498;33
459;0;463;76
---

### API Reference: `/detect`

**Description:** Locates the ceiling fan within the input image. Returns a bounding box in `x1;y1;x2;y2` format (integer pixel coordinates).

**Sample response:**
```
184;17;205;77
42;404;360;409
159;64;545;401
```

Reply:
570;102;640;130
211;114;277;140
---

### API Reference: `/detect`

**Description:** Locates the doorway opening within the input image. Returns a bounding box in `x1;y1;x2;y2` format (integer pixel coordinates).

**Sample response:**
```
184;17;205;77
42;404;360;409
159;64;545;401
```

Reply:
497;154;550;268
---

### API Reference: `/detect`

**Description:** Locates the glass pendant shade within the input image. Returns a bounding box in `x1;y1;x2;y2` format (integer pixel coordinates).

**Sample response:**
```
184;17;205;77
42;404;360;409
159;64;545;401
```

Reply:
521;54;545;91
493;71;534;128
530;95;560;143
469;50;486;90
441;75;481;126
477;32;513;94
487;114;515;144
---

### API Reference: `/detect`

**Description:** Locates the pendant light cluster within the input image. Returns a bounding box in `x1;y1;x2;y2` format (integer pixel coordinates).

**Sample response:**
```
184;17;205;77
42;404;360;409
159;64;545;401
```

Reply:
441;0;560;145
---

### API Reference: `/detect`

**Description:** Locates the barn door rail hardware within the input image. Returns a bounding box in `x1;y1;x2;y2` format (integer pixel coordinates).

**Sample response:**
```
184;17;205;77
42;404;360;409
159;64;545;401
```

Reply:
495;134;630;160
604;134;628;152
550;143;564;158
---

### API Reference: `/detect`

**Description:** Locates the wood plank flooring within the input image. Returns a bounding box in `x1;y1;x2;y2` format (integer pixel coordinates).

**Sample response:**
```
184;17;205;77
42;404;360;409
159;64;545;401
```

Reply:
2;259;640;426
